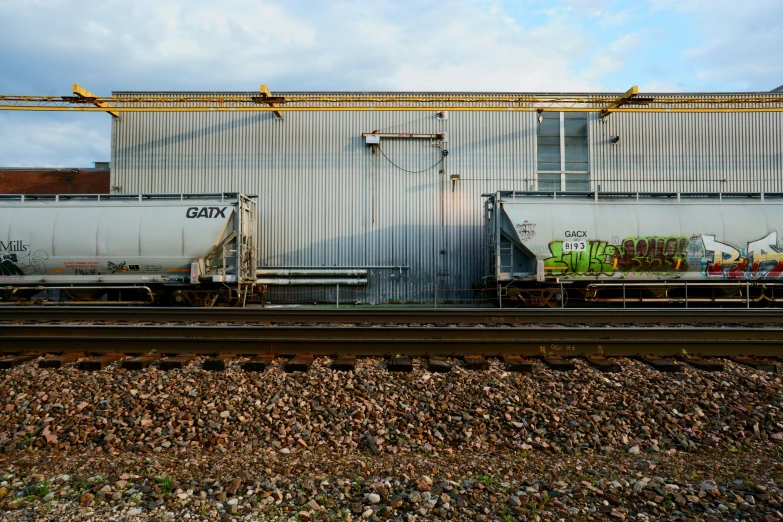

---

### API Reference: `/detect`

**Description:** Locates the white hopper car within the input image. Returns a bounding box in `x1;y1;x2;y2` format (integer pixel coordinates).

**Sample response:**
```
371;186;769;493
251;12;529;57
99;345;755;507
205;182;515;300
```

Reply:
484;191;783;307
0;193;259;306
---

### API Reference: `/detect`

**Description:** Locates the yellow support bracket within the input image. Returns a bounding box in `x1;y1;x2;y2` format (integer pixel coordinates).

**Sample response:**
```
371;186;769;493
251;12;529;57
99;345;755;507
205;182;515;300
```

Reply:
72;84;119;117
601;85;639;118
256;84;283;118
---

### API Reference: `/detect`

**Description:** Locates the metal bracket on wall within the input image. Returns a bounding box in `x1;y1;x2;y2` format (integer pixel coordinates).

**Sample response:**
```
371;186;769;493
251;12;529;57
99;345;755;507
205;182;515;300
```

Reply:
252;84;284;119
361;132;447;146
600;86;653;119
68;84;120;118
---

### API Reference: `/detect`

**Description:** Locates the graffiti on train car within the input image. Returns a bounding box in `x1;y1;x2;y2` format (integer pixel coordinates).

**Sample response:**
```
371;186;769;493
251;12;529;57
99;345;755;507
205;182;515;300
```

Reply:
543;235;690;276
615;237;689;273
543;239;617;274
0;253;24;276
0;248;49;276
543;232;783;278
701;232;783;278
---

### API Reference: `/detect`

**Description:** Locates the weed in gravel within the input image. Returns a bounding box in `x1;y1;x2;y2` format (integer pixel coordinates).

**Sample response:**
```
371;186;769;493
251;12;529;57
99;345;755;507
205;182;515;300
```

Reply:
499;505;518;522
21;480;49;499
156;475;174;495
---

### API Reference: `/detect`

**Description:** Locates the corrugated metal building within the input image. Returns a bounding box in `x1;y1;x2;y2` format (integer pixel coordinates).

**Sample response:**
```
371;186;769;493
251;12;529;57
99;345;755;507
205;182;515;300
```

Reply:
111;91;783;304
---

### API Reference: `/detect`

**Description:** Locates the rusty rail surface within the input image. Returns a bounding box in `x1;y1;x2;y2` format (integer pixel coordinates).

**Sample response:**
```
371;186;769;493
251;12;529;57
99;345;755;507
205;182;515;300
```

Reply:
1;324;782;357
1;306;782;326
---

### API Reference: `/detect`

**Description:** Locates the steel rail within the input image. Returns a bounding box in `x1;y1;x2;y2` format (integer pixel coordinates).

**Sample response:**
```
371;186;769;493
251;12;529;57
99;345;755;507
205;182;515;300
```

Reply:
1;306;782;326
1;324;783;357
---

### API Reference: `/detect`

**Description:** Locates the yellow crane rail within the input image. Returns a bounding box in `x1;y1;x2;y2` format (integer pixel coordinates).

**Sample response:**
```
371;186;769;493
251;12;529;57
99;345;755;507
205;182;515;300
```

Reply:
0;84;781;117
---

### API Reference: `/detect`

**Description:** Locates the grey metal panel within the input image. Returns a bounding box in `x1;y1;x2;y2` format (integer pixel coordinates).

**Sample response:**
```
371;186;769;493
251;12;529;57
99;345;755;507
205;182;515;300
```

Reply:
590;111;783;193
111;92;782;303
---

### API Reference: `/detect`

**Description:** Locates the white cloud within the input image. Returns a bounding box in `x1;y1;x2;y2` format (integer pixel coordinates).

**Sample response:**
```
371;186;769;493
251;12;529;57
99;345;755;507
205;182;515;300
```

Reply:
649;0;783;90
0;0;780;165
0;114;110;167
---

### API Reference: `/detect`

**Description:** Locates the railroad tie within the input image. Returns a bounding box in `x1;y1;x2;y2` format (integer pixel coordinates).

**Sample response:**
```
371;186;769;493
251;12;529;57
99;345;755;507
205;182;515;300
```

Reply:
0;353;40;370
503;355;533;373
463;355;489;371
683;356;724;372
121;354;162;371
159;354;195;371
331;355;356;372
732;357;777;373
78;353;125;371
428;357;452;373
38;353;86;369
640;355;681;373
203;354;236;371
543;356;575;371
387;355;413;373
241;354;275;372
285;354;314;373
585;356;620;373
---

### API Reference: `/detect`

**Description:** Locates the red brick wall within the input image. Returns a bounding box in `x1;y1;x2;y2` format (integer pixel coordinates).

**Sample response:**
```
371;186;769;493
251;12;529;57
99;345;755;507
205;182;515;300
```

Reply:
0;169;110;194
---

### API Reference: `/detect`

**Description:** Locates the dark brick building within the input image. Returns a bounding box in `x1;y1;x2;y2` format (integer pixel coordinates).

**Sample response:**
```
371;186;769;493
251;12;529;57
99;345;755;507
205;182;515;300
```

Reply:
0;166;110;194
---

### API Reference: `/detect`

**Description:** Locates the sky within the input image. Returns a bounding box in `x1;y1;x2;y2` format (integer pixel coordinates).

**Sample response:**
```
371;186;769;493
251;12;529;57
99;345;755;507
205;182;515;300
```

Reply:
0;0;781;167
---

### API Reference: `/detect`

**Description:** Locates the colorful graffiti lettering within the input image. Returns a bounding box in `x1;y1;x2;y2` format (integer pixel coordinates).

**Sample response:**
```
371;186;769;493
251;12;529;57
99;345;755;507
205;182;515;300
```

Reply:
615;236;689;273
700;235;746;278
544;232;783;279
544;236;689;276
701;232;783;279
543;240;617;274
748;232;783;277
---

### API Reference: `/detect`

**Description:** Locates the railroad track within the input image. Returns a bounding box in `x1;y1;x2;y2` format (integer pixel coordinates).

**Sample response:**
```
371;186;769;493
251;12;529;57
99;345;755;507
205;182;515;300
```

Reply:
1;323;783;357
1;306;783;325
2;308;782;369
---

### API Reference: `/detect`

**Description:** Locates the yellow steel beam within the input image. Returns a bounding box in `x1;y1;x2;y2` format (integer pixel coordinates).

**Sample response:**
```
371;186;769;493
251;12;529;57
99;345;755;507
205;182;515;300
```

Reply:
257;84;283;118
0;86;781;114
71;84;119;117
0;105;783;113
600;85;640;118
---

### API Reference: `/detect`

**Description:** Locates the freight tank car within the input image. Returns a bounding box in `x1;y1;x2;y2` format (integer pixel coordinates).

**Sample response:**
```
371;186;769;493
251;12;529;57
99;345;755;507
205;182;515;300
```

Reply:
483;191;783;307
0;193;258;306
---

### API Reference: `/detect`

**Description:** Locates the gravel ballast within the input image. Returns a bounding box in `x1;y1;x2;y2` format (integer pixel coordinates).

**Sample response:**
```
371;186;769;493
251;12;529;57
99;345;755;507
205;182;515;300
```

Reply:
1;356;782;521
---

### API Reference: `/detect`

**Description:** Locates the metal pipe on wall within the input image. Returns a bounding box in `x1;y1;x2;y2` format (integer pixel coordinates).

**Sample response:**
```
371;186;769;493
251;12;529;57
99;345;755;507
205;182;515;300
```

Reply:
257;266;409;270
256;278;368;286
256;269;368;277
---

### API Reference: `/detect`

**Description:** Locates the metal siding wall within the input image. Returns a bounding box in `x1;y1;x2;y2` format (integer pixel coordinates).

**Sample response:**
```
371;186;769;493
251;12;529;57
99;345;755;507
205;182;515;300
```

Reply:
591;111;783;193
112;92;782;303
113;104;537;304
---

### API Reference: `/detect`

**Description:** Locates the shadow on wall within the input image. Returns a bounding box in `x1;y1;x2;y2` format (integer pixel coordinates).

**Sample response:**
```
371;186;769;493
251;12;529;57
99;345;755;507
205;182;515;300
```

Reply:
115;113;275;156
260;223;486;304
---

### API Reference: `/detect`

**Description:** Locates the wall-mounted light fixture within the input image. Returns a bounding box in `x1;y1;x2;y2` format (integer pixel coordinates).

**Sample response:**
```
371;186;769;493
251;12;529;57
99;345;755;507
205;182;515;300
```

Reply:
610;135;620;144
450;174;460;192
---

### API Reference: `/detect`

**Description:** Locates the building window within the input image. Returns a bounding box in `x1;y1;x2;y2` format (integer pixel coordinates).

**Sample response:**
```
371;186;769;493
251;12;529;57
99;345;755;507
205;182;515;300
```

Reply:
537;112;589;191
